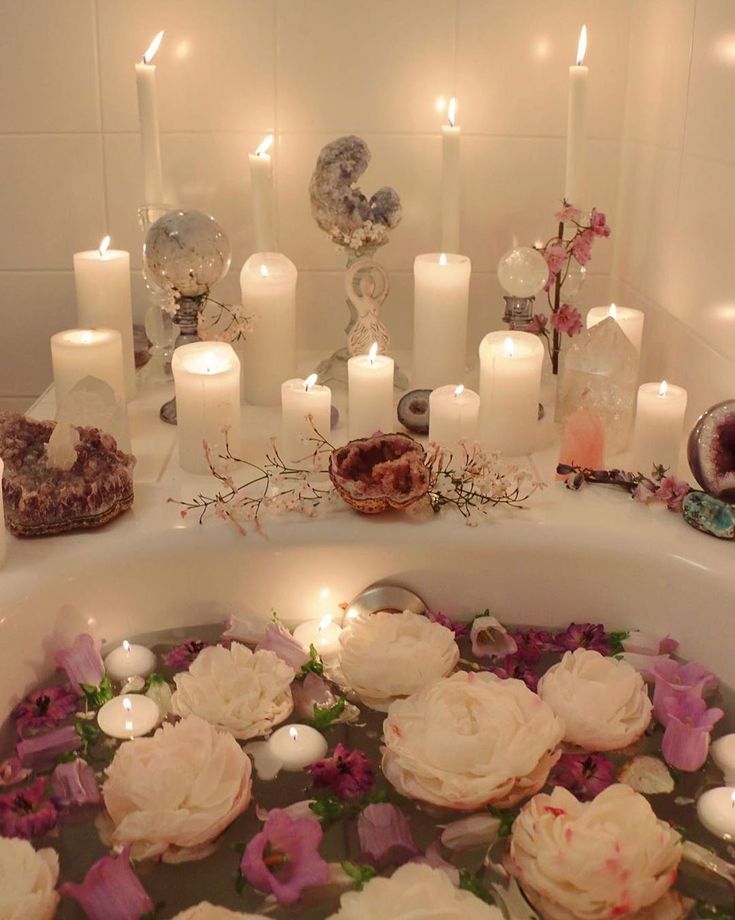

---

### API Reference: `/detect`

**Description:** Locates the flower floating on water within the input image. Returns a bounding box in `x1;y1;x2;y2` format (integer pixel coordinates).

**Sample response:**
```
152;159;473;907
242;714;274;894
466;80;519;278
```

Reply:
356;803;418;870
553;621;609;654
12;684;79;738
60;844;152;920
308;744;375;801
0;777;59;839
0;836;59;920
240;807;330;906
171;644;294;740
17;724;81;769
439;813;502;852
538;649;652;751
469;614;517;659
382;671;563;810
506;784;682;920
54;633;104;693
163;639;214;671
661;694;724;772
0;756;31;788
651;658;718;726
255;622;309;671
172;904;262;919
549;752;616;801
51;758;101;808
423;610;469;639
102;715;252;862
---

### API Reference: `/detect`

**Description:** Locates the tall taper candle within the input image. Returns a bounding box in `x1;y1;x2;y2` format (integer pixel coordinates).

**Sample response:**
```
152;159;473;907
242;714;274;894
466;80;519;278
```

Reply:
441;97;461;253
565;25;588;206
135;30;164;205
249;135;277;252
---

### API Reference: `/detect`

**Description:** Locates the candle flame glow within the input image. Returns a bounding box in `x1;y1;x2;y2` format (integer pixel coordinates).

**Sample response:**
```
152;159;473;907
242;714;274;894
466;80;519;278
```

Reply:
143;30;165;65
74;330;94;345
368;342;378;365
503;337;514;358
304;373;318;392
289;726;299;742
122;697;132;713
318;615;332;631
345;607;359;620
447;96;457;127
260;264;269;278
608;303;618;320
576;24;588;65
98;235;111;258
658;380;668;397
435;96;447;113
255;134;274;157
438;253;448;266
122;639;131;653
454;384;464;397
125;720;134;733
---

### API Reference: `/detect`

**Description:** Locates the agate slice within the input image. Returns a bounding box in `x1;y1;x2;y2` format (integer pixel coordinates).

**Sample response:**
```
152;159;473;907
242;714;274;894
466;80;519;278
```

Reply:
397;389;431;435
0;413;135;536
688;400;735;501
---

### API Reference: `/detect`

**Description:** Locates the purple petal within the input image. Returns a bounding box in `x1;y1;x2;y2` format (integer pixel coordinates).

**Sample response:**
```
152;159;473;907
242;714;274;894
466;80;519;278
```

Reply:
222;615;267;643
622;630;679;656
357;803;419;870
13;684;80;738
17;724;81;769
54;634;105;693
307;745;374;801
163;639;213;671
52;758;101;807
0;756;31;788
255;623;309;670
291;673;335;720
0;777;59;839
60;844;153;920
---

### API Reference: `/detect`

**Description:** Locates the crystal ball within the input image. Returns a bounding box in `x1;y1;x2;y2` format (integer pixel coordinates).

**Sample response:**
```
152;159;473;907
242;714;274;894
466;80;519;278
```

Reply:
497;246;548;297
144;210;231;298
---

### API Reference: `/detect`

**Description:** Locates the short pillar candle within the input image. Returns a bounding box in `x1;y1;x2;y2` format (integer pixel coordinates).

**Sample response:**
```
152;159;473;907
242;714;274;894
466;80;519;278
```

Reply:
281;375;331;461
429;384;479;453
51;328;126;409
347;344;394;440
587;303;644;354
630;381;687;474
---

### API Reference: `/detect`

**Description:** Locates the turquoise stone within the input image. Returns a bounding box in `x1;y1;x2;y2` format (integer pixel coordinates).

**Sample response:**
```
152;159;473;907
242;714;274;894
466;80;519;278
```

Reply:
682;491;735;540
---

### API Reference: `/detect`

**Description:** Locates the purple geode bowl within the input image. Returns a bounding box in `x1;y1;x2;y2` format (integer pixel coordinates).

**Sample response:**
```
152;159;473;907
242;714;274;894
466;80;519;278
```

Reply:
687;400;735;503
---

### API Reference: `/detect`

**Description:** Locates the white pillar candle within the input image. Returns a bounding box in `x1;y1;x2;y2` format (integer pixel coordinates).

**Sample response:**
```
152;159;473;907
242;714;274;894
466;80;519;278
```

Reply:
293;615;343;662
711;735;735;784
240;253;297;407
429;384;480;453
696;786;735;840
97;694;159;740
348;343;395;440
104;640;157;682
479;332;544;456
268;724;328;772
73;237;136;400
413;253;471;388
281;374;331;462
135;31;164;205
630;381;687;474
586;303;645;354
51;327;127;409
0;458;6;568
171;342;241;474
248;135;277;253
441;97;461;254
565;25;588;205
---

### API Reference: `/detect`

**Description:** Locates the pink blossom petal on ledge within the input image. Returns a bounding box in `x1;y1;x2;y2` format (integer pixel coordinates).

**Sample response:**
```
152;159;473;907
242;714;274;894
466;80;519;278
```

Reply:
52;758;101;807
60;844;153;920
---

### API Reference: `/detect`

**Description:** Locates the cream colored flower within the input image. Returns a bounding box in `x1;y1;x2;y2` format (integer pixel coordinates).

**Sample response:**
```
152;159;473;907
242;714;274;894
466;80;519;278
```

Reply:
338;611;458;709
327;863;503;919
172;904;262;920
382;671;564;810
0;839;58;920
507;784;682;920
103;715;252;862
538;648;652;751
172;643;294;739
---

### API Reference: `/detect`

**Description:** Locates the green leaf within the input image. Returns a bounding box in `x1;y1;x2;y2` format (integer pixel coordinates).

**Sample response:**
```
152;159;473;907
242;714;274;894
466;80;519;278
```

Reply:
458;870;496;905
363;787;388;805
309;794;345;827
607;631;629;655
341;861;377;891
143;673;168;693
299;644;325;678
74;718;100;756
470;608;492;624
234;871;246;895
309;696;345;730
80;676;114;709
487;804;520;837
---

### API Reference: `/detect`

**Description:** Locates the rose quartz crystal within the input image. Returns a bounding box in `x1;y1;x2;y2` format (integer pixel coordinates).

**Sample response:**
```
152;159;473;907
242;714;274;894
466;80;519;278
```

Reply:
556;407;605;479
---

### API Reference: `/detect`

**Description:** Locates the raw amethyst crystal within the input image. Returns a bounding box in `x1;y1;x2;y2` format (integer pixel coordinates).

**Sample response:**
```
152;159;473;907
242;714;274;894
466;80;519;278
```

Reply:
0;413;135;536
688;400;735;501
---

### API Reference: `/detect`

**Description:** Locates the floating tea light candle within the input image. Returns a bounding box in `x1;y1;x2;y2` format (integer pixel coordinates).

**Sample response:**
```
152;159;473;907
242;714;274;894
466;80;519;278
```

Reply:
104;640;157;682
293;615;342;661
97;694;159;740
711;735;735;784
696;786;735;840
268;724;328;772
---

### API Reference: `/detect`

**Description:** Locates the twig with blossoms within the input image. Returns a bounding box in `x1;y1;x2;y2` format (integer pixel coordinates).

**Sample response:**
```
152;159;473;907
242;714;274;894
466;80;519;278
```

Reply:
197;297;256;344
558;462;692;512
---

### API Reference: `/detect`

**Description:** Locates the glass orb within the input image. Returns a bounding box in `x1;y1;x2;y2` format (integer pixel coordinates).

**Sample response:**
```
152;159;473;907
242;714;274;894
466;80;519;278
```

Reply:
563;262;587;299
497;246;548;297
144;210;231;298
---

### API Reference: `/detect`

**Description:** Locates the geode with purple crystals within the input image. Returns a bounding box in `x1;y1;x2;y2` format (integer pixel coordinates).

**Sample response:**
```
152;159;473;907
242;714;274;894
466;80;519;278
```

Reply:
0;413;135;536
688;400;735;502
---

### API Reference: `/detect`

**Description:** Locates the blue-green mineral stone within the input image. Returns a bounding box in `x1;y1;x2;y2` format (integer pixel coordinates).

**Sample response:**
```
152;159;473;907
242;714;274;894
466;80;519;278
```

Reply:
682;491;735;540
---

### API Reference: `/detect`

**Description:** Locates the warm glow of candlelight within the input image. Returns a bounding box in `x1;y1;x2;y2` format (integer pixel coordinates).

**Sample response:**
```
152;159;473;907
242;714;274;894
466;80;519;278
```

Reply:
143;30;164;65
259;264;269;278
438;253;448;266
304;373;318;392
318;615;333;631
454;384;464;397
368;342;378;365
289;726;299;742
608;303;618;320
503;336;514;358
122;697;132;713
122;639;131;653
255;134;274;157
731;790;735;808
435;96;447;113
576;24;588;65
658;380;668;397
447;96;457;127
345;607;359;620
98;235;111;258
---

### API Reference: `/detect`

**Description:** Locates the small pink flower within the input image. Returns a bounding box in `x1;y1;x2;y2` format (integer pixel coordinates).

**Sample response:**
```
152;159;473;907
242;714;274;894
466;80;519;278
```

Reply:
544;242;567;276
622;631;679;657
291;672;337;720
51;758;101;808
307;744;374;801
12;684;79;738
524;313;549;335
0;777;59;839
163;639;214;671
54;634;104;694
556;204;584;223
255;623;309;670
632;481;657;503
550;303;583;337
470;615;517;660
424;611;469;639
554;622;609;654
60;844;153;920
652;659;717;726
17;724;81;769
549;753;616;801
661;695;723;772
656;475;691;512
0;757;31;788
358;803;419;870
571;229;594;265
590;208;611;238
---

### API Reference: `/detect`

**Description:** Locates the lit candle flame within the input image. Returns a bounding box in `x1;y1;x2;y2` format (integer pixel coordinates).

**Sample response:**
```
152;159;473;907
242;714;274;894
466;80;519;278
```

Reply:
608;303;618;320
122;697;132;713
289;726;299;742
122;639;131;653
255;134;273;157
503;336;514;358
318;615;332;631
454;384;464;397
304;373;318;392
658;380;668;397
345;607;359;620
368;342;378;365
76;331;94;345
576;24;588;66
447;96;457;127
259;264;269;278
438;253;448;266
98;235;111;258
142;30;165;65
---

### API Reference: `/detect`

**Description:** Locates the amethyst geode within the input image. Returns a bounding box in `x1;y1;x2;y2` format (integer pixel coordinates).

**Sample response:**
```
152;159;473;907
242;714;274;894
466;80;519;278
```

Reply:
0;413;135;536
688;400;735;503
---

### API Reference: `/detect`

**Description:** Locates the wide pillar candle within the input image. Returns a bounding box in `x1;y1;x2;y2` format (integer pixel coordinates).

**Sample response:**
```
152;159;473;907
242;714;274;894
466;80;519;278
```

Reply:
565;26;588;206
479;332;543;456
429;385;479;453
73;244;136;400
587;303;644;354
249;136;277;252
240;253;297;407
281;376;331;461
441;98;461;253
348;348;394;440
413;253;471;388
630;381;687;474
172;342;241;474
51;328;126;409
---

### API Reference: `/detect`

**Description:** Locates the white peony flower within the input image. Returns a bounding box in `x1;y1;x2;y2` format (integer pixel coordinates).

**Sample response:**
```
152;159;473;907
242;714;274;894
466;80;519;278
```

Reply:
102;715;252;862
507;784;682;920
172;904;262;920
537;648;652;751
0;838;58;920
338;611;459;709
171;643;294;739
382;671;564;810
327;863;504;919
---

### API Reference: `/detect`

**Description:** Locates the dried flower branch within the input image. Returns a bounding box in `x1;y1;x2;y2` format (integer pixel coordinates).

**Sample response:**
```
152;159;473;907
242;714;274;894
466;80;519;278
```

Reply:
198;297;256;344
557;463;692;512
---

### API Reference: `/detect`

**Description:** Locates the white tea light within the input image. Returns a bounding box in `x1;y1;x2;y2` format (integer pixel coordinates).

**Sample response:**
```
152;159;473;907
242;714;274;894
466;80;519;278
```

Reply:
565;25;588;205
630;381;687;475
171;342;241;475
696;786;735;840
711;735;735;784
281;374;331;462
97;694;159;740
135;30;164;205
268;724;328;772
587;303;645;354
293;615;343;662
441;97;461;253
105;641;157;682
429;384;479;453
347;343;394;440
248;135;277;252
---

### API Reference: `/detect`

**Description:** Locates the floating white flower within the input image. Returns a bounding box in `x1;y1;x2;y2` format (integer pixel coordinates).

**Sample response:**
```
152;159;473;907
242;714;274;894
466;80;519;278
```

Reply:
338;611;458;709
172;904;263;919
0;838;58;920
327;863;503;919
102;715;252;862
382;671;564;810
171;643;294;739
506;784;682;920
538;648;652;751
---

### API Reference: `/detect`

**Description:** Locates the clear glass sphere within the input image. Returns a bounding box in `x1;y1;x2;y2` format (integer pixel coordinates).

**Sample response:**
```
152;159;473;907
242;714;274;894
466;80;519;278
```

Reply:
497;246;548;297
144;210;231;298
563;262;587;299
